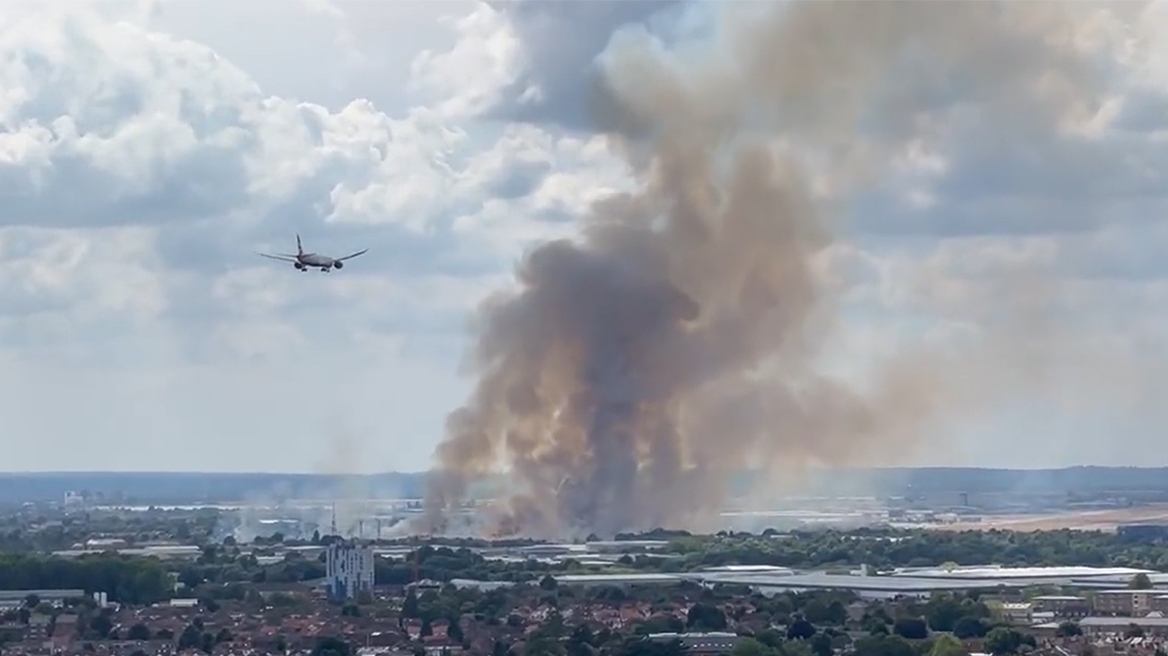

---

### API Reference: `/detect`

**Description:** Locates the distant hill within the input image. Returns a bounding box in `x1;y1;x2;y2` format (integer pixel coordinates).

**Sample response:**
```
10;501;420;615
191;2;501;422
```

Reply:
1;466;1167;505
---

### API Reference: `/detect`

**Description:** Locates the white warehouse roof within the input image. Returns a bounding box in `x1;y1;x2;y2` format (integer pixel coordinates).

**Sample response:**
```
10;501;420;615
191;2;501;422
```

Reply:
896;566;1154;580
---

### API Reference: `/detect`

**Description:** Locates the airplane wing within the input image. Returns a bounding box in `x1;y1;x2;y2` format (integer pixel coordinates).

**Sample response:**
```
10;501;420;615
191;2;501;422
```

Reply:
257;252;300;262
335;248;369;262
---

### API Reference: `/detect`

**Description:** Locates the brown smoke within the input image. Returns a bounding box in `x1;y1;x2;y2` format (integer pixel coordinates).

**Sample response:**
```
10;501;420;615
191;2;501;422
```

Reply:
421;1;1122;538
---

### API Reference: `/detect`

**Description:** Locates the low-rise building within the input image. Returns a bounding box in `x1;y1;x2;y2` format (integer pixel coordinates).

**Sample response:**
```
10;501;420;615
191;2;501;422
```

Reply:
1094;591;1157;616
1080;616;1168;637
1032;595;1090;618
648;632;742;655
994;602;1033;625
0;589;86;610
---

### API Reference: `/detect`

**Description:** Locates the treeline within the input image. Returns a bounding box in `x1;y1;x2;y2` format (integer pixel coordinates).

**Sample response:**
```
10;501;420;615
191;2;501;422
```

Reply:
661;528;1168;571
175;544;573;593
375;545;565;585
0;554;169;604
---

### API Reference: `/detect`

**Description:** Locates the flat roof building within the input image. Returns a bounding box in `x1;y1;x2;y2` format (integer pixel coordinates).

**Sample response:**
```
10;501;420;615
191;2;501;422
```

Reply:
1079;617;1168;637
894;566;1154;581
0;590;85;609
647;632;741;655
553;573;687;588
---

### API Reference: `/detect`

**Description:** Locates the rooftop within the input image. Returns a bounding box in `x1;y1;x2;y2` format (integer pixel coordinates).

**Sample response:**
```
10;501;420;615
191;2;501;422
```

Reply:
553;573;684;585
894;566;1154;580
0;589;85;600
1081;617;1168;627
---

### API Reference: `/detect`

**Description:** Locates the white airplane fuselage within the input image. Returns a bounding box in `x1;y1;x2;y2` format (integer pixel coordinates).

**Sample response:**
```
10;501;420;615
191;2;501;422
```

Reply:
294;253;343;271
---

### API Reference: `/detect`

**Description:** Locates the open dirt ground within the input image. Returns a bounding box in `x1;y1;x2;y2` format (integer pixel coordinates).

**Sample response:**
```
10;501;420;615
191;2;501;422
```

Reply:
935;504;1168;532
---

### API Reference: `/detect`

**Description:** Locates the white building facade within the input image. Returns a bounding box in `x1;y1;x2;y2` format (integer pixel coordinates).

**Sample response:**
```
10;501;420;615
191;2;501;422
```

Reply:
325;541;375;602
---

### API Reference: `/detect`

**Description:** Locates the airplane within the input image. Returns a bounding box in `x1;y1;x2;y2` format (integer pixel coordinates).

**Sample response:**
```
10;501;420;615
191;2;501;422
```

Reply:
257;234;369;272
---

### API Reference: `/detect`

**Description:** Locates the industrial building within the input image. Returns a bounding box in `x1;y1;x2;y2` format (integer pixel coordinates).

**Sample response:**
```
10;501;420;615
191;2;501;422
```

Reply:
325;540;375;603
552;573;689;588
891;565;1154;582
550;565;1167;600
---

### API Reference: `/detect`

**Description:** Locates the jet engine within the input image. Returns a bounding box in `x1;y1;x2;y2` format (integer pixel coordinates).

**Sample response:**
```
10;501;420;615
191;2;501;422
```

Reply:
294;262;305;270
333;260;344;270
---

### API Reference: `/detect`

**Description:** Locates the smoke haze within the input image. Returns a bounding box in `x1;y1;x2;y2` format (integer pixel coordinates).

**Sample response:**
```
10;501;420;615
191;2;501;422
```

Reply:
421;1;1136;538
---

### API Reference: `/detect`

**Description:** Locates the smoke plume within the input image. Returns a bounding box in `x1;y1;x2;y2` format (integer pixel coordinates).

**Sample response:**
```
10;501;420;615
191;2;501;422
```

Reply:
422;1;1119;538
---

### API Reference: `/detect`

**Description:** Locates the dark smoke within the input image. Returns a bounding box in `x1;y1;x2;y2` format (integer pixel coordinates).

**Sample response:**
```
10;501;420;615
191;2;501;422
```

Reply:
421;1;1119;538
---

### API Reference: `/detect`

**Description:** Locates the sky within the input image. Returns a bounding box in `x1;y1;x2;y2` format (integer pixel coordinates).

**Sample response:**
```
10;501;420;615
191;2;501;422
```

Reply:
4;0;1168;473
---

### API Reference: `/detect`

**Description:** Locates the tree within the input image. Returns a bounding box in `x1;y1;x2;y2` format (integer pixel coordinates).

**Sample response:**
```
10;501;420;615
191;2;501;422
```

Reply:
178;624;202;651
866;621;889;637
127;624;151;641
88;613;113;640
788;617;817;641
984;628;1022;655
540;575;559;591
402;588;420;618
952;617;986;640
810;632;834;656
1130;573;1153;590
929;634;969;656
568;625;596;656
312;636;351;656
925;597;968;632
527;635;567;656
731;638;769;656
1125;623;1145;639
687;603;727;632
893;618;928;641
1055;622;1082;638
853;635;916;656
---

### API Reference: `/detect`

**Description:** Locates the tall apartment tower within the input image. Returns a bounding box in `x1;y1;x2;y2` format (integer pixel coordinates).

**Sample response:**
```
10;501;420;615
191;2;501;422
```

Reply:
325;540;375;602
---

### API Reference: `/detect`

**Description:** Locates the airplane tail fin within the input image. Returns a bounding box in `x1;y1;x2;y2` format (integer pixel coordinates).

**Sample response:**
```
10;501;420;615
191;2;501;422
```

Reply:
296;233;303;256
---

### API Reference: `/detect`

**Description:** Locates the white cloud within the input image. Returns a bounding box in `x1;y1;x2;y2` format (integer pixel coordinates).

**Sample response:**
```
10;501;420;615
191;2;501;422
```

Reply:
408;2;526;119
